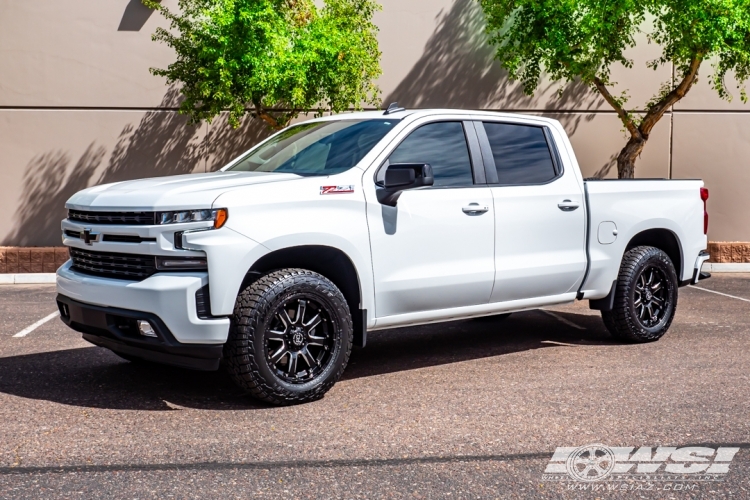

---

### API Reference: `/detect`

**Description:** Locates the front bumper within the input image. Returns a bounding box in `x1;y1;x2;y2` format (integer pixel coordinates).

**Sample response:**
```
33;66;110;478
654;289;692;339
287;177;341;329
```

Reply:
56;261;230;344
57;294;223;371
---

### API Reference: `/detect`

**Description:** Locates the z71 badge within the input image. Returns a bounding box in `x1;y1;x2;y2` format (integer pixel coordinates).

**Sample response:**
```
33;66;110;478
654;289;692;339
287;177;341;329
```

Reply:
320;185;355;195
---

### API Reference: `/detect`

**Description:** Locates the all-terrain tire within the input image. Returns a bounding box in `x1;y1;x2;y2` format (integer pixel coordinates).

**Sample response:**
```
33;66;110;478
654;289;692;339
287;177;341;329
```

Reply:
224;269;353;405
601;246;678;343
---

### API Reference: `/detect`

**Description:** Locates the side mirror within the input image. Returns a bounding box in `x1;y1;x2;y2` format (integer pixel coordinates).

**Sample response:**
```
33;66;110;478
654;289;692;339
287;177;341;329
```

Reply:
376;163;434;206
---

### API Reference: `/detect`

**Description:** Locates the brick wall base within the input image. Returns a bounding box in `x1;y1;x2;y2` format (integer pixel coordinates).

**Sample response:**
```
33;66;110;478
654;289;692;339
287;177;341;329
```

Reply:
1;243;749;273
707;242;750;263
0;247;69;274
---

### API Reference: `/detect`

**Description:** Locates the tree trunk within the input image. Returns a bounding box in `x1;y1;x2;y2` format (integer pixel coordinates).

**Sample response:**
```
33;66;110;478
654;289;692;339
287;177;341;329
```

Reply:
617;135;646;179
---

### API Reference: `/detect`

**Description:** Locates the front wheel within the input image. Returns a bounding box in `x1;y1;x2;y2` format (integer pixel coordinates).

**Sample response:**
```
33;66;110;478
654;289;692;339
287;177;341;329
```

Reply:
601;246;678;343
224;269;353;405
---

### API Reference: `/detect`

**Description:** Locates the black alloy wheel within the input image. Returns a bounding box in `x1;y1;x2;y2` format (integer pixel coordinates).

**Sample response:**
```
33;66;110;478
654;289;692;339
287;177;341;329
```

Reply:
632;266;669;329
265;297;335;383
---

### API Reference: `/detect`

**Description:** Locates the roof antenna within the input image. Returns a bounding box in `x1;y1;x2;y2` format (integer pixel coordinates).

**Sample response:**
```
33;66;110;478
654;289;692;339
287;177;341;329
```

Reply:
383;102;405;115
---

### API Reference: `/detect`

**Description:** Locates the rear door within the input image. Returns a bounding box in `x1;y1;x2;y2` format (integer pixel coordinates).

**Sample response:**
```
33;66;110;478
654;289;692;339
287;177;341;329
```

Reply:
366;120;496;318
477;120;587;302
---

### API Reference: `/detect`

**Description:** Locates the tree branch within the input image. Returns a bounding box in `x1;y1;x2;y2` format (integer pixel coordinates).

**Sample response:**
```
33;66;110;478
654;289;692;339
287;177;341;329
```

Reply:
639;56;702;136
254;104;281;129
592;77;640;138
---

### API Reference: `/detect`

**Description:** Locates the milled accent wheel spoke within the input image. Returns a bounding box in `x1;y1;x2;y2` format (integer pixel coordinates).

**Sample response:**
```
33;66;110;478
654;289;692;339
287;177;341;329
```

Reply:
634;296;642;307
304;313;322;330
651;281;662;292
278;309;293;329
270;345;288;364
299;346;316;368
295;300;307;325
308;334;328;347
267;329;286;340
287;352;298;374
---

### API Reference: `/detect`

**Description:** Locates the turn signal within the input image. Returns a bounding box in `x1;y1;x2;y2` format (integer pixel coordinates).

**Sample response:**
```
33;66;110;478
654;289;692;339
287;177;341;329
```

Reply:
214;208;228;229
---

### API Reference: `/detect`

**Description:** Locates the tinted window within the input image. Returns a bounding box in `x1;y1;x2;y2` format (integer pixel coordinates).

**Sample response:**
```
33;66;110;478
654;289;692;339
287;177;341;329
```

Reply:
483;123;557;185
388;122;474;187
229;119;398;176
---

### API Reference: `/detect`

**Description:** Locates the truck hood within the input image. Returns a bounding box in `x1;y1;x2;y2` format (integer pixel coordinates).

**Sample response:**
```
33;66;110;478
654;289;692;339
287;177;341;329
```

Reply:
65;171;303;211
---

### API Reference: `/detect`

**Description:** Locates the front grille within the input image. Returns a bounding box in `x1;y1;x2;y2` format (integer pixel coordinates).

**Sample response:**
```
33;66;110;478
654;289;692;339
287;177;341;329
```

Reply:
102;234;157;243
64;230;156;244
68;209;156;225
70;248;156;280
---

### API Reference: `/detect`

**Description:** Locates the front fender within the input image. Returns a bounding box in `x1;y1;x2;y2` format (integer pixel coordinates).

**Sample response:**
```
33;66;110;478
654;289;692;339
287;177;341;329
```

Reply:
182;228;270;316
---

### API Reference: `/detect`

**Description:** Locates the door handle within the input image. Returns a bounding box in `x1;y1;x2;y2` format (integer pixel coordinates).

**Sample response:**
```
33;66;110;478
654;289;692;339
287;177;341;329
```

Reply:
557;200;580;212
462;203;489;215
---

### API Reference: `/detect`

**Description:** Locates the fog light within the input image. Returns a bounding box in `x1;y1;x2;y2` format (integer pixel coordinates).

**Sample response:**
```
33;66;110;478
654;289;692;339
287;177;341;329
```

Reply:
137;320;157;337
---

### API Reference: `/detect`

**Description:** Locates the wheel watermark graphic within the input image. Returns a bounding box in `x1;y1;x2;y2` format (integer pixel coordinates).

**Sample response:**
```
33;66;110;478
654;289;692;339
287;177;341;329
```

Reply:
542;444;740;491
565;444;616;482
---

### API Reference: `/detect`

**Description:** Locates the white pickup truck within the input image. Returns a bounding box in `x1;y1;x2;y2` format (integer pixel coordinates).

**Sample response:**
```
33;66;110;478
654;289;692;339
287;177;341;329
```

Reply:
57;106;711;405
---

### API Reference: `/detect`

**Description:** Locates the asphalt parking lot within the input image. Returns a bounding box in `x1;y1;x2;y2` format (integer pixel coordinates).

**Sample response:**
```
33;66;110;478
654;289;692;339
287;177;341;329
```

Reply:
0;275;748;499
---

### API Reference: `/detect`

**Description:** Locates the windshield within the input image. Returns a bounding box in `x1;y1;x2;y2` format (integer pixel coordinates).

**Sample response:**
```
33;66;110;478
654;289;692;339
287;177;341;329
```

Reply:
228;119;399;176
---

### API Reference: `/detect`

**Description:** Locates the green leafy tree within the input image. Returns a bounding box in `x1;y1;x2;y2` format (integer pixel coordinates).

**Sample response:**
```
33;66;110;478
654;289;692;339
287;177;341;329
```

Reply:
479;0;750;178
144;0;382;129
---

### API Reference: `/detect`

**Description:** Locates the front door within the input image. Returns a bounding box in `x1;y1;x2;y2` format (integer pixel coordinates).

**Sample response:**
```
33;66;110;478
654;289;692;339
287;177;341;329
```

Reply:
366;121;496;318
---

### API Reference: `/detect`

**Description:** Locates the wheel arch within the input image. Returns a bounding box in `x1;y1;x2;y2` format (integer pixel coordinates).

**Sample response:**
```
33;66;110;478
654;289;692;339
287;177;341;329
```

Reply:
244;245;367;347
624;228;683;279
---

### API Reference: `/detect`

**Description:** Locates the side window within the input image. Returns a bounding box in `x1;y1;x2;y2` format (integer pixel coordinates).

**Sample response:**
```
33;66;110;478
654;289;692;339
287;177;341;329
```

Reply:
483;122;557;185
388;122;474;187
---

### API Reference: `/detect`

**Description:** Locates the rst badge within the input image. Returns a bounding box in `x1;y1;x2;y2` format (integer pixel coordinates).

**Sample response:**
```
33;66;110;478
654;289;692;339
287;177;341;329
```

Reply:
320;185;355;195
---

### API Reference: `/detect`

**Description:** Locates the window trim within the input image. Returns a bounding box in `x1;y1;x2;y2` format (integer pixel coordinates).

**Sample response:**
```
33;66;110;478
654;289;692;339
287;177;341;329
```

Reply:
373;120;487;190
476;121;564;187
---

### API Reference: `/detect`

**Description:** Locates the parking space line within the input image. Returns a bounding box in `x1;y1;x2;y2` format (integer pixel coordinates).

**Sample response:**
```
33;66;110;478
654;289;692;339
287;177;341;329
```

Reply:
690;286;750;303
12;312;59;338
539;309;586;330
541;340;582;347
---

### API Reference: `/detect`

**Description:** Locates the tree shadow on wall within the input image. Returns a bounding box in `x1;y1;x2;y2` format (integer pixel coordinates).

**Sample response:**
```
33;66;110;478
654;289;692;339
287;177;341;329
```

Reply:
98;87;206;185
386;0;605;135
3;146;106;247
3;87;271;247
590;153;619;179
203;113;273;172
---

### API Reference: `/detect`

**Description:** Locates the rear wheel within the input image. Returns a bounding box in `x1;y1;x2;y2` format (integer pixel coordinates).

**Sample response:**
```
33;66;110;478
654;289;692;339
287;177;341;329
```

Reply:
224;269;352;405
601;246;678;343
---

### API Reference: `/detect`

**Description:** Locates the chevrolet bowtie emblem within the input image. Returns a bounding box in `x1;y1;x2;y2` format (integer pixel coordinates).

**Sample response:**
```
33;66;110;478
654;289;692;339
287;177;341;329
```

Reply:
82;228;100;245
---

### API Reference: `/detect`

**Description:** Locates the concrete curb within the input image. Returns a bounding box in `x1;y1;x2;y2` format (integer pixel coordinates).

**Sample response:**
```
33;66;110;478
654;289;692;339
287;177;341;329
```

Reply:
702;263;750;273
0;273;57;284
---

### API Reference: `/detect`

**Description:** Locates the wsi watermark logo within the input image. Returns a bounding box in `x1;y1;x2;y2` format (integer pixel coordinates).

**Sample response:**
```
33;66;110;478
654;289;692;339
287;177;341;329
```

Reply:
542;444;739;490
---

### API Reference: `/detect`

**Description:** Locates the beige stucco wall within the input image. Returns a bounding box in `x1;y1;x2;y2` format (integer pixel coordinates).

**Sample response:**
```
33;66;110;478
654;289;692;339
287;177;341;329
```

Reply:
0;0;747;245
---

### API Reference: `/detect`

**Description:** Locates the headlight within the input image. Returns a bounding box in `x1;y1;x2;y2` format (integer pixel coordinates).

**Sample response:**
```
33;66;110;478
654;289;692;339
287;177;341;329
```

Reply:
156;208;228;228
